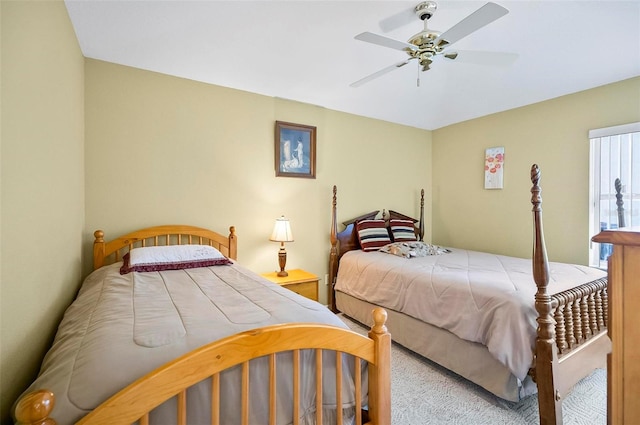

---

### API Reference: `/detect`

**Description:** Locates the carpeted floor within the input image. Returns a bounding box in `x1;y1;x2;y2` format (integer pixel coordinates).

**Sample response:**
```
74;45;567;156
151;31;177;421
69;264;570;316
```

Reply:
339;314;606;425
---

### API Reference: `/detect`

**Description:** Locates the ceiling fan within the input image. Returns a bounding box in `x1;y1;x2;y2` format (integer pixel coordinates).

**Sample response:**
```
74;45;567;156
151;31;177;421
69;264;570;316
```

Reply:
351;1;515;87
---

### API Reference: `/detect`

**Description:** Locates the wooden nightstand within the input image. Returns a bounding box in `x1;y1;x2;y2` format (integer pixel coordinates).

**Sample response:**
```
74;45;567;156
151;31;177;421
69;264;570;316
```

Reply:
261;269;319;301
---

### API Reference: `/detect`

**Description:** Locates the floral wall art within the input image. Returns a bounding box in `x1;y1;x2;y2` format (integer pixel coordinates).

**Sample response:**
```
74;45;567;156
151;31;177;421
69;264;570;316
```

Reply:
484;147;504;189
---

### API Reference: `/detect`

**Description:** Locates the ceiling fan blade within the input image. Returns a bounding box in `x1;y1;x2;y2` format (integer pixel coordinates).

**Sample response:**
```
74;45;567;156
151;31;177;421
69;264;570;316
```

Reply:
350;59;414;88
355;32;417;52
443;50;518;67
434;2;508;48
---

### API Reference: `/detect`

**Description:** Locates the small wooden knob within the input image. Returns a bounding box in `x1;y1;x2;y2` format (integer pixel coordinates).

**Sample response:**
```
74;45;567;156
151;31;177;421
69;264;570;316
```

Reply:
371;307;388;334
14;390;56;425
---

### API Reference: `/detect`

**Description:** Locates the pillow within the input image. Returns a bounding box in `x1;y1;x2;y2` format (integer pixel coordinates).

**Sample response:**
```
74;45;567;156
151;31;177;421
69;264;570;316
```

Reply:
379;241;451;258
389;218;417;242
356;219;391;252
120;244;232;274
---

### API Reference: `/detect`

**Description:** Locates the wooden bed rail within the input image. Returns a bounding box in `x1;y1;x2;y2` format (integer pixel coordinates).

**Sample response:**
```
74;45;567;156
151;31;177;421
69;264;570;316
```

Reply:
15;309;391;425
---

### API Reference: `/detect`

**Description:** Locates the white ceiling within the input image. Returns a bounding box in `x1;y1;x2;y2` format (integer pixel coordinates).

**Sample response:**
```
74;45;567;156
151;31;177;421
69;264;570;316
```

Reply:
65;0;640;130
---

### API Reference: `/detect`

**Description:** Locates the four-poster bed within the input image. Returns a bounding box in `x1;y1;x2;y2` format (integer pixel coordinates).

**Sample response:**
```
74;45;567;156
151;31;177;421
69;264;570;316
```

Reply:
329;164;610;425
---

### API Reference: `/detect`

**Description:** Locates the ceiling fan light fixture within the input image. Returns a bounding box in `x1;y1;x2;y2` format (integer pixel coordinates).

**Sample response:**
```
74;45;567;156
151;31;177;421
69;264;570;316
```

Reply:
351;1;511;87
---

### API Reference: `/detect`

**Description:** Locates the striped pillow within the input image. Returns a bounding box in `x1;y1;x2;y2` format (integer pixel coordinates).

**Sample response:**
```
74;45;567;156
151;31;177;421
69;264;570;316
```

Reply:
356;219;391;251
389;219;417;242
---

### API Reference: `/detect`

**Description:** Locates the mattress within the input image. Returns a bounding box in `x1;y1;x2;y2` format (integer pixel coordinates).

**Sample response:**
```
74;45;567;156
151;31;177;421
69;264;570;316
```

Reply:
21;261;359;425
334;247;607;380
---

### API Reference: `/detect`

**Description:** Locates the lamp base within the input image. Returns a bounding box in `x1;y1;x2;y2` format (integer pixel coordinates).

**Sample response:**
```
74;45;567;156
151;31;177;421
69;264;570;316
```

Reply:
277;244;288;278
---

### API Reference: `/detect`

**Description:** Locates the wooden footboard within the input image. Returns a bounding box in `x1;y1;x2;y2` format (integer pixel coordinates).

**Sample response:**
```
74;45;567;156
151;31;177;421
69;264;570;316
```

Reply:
14;309;391;425
530;164;610;425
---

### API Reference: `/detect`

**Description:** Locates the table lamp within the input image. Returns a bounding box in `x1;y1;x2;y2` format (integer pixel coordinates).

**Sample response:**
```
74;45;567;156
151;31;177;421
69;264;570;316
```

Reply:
270;216;294;277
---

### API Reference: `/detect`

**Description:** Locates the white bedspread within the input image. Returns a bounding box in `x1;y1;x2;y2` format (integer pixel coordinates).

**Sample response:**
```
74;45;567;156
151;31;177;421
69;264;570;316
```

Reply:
335;248;606;380
21;262;357;425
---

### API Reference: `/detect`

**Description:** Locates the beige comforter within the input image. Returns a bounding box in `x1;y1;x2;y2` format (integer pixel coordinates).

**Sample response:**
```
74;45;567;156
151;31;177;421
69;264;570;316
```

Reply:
20;262;358;425
335;247;606;380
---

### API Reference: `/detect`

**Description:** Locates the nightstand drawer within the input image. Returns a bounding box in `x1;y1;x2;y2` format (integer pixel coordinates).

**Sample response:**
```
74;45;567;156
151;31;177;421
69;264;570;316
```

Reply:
260;269;319;302
285;281;318;301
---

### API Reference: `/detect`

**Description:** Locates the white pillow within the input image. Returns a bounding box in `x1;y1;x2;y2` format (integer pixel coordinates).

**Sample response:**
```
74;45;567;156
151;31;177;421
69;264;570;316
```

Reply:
120;245;231;274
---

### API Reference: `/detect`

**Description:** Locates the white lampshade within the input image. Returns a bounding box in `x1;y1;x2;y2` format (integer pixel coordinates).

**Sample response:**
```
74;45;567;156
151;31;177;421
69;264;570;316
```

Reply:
270;216;294;242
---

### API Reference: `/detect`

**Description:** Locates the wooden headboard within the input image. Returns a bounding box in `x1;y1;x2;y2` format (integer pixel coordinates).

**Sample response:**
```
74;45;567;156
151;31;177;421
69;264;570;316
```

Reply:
328;186;425;311
93;224;238;270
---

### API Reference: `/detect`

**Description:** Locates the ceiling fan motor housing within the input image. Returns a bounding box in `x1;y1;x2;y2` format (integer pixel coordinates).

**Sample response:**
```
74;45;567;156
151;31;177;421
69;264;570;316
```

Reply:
415;1;437;21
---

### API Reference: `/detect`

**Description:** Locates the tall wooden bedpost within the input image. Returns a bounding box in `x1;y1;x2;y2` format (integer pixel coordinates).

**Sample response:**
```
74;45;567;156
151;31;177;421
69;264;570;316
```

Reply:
531;164;563;425
419;189;425;241
615;178;625;228
329;185;338;312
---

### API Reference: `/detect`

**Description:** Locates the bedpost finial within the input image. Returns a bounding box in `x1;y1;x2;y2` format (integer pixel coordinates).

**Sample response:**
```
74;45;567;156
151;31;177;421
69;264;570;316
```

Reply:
615;178;622;193
14;389;56;425
531;164;541;185
94;230;104;243
229;226;236;237
332;185;337;208
371;307;388;334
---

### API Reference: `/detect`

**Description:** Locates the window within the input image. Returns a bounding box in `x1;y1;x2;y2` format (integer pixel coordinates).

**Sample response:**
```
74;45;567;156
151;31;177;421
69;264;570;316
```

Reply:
589;122;640;268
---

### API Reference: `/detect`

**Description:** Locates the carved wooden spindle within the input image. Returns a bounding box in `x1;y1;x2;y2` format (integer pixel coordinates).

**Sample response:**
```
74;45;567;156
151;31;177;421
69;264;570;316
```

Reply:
530;164;563;424
615;178;625;228
563;299;576;349
580;291;592;340
554;301;568;353
602;288;608;328
588;291;598;335
572;293;583;344
595;289;605;331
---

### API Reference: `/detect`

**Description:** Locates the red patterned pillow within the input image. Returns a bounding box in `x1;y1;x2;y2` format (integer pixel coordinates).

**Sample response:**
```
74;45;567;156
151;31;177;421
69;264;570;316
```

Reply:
356;219;391;251
389;219;417;242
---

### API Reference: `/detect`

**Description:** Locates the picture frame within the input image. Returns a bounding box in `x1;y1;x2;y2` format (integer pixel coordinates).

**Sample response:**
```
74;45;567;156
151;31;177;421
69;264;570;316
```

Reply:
274;121;316;178
484;146;505;189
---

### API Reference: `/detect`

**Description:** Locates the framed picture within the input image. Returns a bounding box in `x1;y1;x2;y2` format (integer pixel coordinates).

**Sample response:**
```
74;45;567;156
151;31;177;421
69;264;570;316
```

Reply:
484;147;505;189
275;121;316;178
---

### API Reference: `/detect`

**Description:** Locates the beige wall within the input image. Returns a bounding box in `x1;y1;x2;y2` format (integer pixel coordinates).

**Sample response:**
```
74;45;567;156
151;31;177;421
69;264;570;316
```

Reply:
0;1;85;423
84;59;432;304
432;77;640;265
2;2;637;423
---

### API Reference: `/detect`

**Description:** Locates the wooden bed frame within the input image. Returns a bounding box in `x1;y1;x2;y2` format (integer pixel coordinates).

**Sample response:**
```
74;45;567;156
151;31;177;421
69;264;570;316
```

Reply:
328;165;610;425
14;225;392;425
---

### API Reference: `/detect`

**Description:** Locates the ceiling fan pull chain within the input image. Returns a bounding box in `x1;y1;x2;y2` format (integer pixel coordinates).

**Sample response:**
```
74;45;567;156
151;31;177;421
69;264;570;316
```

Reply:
417;63;421;87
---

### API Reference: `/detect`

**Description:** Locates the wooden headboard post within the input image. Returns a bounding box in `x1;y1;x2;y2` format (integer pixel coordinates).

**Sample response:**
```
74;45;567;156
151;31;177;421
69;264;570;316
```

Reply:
419;189;425;241
329;185;339;312
530;164;563;424
93;230;106;270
